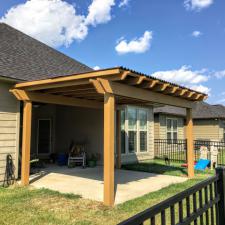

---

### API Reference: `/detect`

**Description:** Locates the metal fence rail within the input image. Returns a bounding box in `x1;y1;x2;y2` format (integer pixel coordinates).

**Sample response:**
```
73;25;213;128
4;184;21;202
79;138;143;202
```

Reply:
118;168;225;225
154;139;225;165
154;139;187;162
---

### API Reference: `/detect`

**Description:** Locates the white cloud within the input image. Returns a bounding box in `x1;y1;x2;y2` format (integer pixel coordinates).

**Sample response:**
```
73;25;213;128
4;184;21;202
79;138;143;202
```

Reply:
0;0;116;48
0;0;87;47
192;30;202;37
152;66;209;84
184;0;213;11
115;31;153;54
93;66;101;70
214;70;225;79
190;85;211;95
119;0;130;8
85;0;115;26
151;65;210;94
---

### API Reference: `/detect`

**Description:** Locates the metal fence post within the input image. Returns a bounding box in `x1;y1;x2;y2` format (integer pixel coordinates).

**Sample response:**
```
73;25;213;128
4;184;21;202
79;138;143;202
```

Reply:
216;167;225;225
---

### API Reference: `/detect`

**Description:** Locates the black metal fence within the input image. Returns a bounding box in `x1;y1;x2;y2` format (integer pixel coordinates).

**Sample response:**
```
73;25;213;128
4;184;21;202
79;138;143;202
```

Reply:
154;139;187;162
154;139;225;165
118;167;225;225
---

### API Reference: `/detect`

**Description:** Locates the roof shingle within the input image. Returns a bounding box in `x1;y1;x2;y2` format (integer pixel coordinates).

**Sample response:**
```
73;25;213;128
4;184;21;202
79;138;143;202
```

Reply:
154;102;225;119
0;23;92;81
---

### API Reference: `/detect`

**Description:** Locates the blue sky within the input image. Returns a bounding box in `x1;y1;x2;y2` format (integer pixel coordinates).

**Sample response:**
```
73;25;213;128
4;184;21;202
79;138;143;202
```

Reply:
0;0;225;104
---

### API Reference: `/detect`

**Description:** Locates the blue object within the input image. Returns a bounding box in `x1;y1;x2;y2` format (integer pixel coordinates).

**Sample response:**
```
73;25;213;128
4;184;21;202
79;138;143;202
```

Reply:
194;159;210;170
57;153;67;166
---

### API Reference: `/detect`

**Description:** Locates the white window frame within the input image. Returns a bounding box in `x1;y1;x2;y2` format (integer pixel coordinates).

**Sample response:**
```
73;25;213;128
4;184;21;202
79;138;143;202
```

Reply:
166;118;178;141
121;106;149;155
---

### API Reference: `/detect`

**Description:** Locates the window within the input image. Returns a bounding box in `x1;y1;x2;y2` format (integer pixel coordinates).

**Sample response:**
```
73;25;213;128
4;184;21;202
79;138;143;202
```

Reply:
128;108;137;153
167;118;178;143
121;109;126;154
121;107;148;154
139;109;147;152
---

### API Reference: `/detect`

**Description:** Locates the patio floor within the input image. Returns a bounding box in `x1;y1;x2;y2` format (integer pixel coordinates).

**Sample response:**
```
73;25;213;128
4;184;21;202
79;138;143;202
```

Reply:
30;166;187;204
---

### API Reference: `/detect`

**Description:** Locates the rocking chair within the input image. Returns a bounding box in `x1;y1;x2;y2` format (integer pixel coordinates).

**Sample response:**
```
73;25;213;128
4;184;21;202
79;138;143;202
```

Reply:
68;144;86;168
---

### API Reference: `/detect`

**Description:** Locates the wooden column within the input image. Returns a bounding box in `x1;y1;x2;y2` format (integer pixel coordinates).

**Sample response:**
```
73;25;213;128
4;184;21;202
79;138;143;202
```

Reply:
21;101;32;185
186;108;194;178
116;110;121;169
104;93;115;206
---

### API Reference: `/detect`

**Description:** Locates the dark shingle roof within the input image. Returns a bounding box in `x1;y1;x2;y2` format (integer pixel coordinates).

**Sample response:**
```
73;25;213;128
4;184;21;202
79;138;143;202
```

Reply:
0;23;92;81
154;102;225;119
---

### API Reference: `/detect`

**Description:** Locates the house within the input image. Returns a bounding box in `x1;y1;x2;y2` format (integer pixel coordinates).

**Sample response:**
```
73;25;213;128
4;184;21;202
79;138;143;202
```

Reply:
154;102;225;141
0;23;206;206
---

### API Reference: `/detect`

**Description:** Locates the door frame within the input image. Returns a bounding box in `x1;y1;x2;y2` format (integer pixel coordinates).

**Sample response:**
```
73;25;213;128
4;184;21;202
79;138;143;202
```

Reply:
37;118;52;155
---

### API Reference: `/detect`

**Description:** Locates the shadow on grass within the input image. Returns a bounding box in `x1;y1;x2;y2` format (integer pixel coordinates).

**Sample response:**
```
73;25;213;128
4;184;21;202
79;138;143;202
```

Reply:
122;161;188;177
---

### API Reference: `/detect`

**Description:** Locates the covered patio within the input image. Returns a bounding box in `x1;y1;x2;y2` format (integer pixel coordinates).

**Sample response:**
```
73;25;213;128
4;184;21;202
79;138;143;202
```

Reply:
30;166;187;204
11;67;207;206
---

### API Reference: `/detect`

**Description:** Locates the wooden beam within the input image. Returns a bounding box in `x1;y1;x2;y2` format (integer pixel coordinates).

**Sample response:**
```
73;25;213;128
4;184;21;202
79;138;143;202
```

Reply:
21;101;32;185
126;76;145;85
153;83;170;92
186;108;194;178
15;68;122;91
10;89;102;109
45;86;94;94
164;86;179;94
104;93;115;206
116;110;121;169
98;79;194;108
90;79;105;94
140;80;159;89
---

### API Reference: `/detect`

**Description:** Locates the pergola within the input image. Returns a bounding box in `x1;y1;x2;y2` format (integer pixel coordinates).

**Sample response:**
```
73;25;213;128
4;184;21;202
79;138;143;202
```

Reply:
10;67;207;206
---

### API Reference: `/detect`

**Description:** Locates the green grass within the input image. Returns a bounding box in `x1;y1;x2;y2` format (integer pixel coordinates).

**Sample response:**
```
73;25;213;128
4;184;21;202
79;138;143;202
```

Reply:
122;159;215;177
0;160;214;225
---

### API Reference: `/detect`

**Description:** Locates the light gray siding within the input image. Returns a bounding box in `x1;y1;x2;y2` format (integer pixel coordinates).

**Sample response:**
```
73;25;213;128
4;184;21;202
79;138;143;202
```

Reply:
193;119;221;141
0;81;20;183
155;114;185;139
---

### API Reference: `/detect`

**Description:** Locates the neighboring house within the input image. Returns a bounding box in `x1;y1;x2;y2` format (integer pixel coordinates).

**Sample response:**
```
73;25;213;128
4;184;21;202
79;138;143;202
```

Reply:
154;102;225;141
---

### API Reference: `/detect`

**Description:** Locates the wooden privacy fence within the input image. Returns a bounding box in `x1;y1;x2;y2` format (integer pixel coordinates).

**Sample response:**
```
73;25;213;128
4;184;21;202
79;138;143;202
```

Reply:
118;167;225;225
154;139;225;165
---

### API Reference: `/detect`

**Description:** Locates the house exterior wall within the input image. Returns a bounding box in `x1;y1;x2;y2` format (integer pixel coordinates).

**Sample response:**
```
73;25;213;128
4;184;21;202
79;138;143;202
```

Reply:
154;114;185;139
193;119;221;141
0;81;20;184
31;104;155;165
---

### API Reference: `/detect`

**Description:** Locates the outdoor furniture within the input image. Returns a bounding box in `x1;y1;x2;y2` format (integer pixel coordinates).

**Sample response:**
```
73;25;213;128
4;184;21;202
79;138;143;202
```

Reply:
68;144;86;168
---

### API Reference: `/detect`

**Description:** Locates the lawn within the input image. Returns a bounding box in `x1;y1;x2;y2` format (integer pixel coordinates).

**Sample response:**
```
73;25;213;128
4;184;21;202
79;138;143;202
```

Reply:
0;160;214;225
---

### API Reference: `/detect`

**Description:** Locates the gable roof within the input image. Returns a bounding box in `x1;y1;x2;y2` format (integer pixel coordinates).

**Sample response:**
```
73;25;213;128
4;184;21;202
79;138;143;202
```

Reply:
0;23;92;81
154;102;225;119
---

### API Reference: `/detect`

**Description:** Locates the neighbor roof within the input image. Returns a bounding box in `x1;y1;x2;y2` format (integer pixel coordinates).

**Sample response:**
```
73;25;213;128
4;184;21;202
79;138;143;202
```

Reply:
154;102;225;119
0;23;92;81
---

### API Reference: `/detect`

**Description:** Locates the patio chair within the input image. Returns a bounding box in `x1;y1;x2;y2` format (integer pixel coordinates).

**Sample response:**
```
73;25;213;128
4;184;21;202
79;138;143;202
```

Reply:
68;144;86;168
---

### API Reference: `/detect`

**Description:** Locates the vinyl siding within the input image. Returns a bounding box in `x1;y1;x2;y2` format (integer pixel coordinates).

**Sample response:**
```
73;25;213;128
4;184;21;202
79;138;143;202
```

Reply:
0;81;20;184
193;119;220;141
156;114;185;139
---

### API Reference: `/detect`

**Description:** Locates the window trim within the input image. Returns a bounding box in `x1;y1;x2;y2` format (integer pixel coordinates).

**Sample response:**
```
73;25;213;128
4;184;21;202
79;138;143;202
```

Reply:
166;117;178;141
121;106;149;155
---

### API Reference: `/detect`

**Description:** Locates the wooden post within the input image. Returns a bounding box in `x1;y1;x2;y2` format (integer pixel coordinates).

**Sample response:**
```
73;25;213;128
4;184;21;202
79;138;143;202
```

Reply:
21;101;32;185
186;108;194;178
116;110;121;169
104;93;115;206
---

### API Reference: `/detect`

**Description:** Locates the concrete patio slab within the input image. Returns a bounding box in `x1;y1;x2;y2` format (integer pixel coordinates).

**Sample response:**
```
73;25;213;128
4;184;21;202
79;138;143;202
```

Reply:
30;166;187;204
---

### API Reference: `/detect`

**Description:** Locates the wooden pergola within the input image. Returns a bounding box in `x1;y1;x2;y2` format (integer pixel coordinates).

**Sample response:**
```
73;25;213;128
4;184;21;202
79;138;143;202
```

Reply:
10;67;207;206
